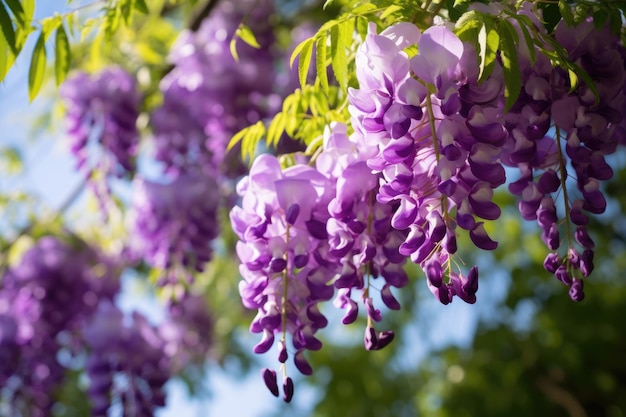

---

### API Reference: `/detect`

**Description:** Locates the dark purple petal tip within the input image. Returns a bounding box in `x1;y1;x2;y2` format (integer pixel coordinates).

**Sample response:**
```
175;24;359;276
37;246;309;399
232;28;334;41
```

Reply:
262;368;279;397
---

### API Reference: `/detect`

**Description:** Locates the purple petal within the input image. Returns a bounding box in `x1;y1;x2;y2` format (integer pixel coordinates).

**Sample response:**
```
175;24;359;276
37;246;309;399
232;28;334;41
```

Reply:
364;326;378;351
376;330;395;350
294;350;313;376
469;223;498;250
381;284;401;310
282;377;294;403
262;368;279;397
253;329;275;354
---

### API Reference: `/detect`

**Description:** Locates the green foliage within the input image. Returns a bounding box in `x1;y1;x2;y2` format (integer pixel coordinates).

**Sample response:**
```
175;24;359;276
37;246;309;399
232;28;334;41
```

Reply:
0;145;22;175
230;23;261;62
498;19;521;112
28;31;46;101
0;0;150;100
54;23;70;86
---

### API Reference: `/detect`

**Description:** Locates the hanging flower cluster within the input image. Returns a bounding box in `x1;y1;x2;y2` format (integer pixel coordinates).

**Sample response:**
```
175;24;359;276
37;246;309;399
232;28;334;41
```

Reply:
83;302;170;417
0;237;118;416
60;66;140;211
151;0;278;177
231;13;625;401
125;0;290;284
129;173;220;284
0;237;213;416
502;15;626;300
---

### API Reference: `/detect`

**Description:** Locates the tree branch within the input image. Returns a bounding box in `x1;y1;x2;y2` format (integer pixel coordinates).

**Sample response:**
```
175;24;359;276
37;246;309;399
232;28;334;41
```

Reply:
189;0;222;32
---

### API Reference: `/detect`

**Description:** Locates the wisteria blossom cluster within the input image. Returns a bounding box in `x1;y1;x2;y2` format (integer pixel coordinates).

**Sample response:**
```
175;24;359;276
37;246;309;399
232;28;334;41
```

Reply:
501;13;626;300
0;237;118;416
151;0;278;177
231;14;625;401
129;173;220;283
83;302;170;417
231;123;410;400
0;237;213;416
349;22;503;305
60;66;140;210
123;0;289;285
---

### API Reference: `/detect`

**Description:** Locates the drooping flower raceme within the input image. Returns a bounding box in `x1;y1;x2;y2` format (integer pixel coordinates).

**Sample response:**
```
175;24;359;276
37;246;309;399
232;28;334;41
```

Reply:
232;123;415;400
316;122;408;350
129;173;220;282
502;12;626;300
60;67;140;210
230;153;335;401
0;237;119;417
83;302;170;417
349;22;506;304
151;0;277;177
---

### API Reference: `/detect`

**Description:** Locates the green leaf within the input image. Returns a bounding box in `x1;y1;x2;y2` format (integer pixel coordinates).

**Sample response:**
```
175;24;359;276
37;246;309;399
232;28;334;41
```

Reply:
297;37;314;88
22;0;34;21
54;24;70;86
453;0;471;7
569;61;599;104
558;0;574;26
477;22;499;82
499;20;521;112
330;19;353;91
41;16;62;41
241;121;266;161
28;31;46;102
316;35;329;93
227;126;248;151
480;26;499;82
121;0;134;26
318;18;339;34
0;3;18;55
0;32;9;80
228;121;267;160
0;145;23;174
608;9;621;35
229;35;239;61
380;5;402;20
514;14;537;65
592;9;608;30
236;23;260;49
103;4;122;39
3;0;25;26
290;36;311;68
455;10;482;41
351;3;377;15
322;0;335;10
134;0;149;14
266;111;286;149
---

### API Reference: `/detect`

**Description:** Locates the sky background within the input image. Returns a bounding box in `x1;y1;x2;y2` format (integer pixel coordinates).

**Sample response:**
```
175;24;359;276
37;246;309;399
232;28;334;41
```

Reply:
0;1;505;416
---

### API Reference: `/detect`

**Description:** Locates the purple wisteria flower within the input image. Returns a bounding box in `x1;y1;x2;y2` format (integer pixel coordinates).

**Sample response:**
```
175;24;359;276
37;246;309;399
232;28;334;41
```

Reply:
129;173;220;282
502;10;625;300
151;0;278;177
0;236;119;417
159;293;213;372
232;122;418;400
349;22;507;305
231;153;334;400
317;122;408;348
60;67;140;211
83;302;170;417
